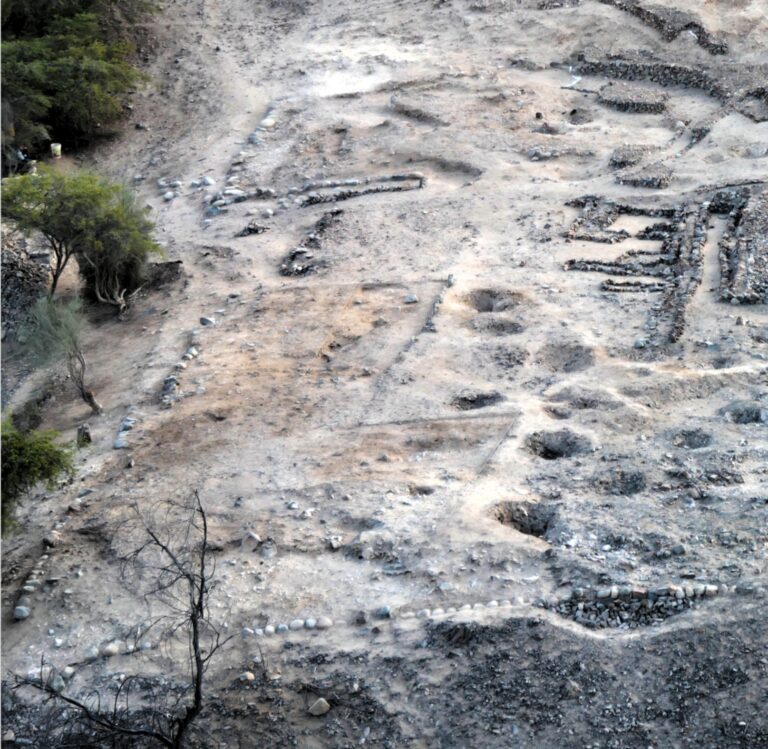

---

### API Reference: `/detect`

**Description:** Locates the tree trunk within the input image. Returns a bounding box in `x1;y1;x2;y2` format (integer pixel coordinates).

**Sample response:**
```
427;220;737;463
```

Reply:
83;390;104;416
48;266;63;299
68;350;103;415
47;239;69;299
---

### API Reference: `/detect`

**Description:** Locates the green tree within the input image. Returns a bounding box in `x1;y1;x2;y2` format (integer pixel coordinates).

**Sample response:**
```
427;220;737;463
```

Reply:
77;183;161;310
1;9;144;165
1;417;74;533
2;0;154;39
25;297;104;415
2;166;160;302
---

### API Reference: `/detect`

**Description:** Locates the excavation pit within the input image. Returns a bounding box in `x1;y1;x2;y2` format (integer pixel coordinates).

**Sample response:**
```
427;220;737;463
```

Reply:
720;401;767;425
451;390;505;411
493;500;556;538
526;429;592;459
672;429;712;449
594;468;646;496
467;288;526;313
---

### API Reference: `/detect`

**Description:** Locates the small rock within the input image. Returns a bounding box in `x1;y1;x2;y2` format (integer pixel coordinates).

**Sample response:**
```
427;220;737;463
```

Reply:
200;316;215;326
13;606;30;620
403;294;419;305
276;624;288;634
374;605;391;619
563;679;582;698
163;191;175;201
305;618;317;629
242;531;262;551
289;619;304;631
238;671;255;683
264;625;275;636
316;617;333;630
99;642;120;657
309;698;331;716
43;531;61;548
76;423;92;446
202;176;216;186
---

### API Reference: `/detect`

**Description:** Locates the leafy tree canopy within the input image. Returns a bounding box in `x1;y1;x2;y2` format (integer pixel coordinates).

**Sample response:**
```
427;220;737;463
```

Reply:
1;417;74;533
2;165;160;299
1;1;153;170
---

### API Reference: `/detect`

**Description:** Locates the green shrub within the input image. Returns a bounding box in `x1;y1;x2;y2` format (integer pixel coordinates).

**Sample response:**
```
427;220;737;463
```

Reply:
1;417;74;533
25;297;104;415
75;184;161;309
2;165;161;302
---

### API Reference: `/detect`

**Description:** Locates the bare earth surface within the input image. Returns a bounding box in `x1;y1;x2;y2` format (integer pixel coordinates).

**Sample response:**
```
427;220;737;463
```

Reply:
3;0;768;747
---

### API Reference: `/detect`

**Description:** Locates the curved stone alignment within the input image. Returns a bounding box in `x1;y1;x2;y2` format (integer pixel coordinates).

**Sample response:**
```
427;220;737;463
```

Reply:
594;0;728;55
547;582;720;629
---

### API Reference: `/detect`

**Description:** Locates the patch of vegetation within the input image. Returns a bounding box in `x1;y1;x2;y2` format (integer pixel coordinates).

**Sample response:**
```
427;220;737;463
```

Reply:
1;417;74;533
1;0;153;171
2;166;161;304
24;297;104;415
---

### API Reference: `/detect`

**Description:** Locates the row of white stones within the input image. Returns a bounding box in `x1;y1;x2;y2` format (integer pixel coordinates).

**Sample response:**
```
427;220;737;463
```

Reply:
243;598;528;638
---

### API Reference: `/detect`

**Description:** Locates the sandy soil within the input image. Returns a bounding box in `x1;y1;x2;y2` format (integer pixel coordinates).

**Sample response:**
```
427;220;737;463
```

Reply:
2;0;768;747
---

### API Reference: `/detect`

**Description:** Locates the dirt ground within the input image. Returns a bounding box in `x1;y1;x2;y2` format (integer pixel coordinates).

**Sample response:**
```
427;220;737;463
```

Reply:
2;0;768;746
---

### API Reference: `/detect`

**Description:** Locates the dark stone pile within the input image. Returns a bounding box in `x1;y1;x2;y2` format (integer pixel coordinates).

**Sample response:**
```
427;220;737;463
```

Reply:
573;50;725;99
565;196;627;243
279;208;343;276
598;82;667;113
297;173;425;208
548;582;719;629
1;226;50;339
616;161;673;189
564;195;673;243
609;144;648;169
719;188;768;304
